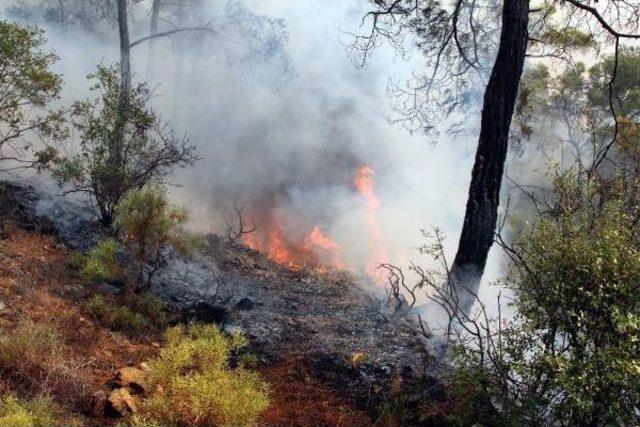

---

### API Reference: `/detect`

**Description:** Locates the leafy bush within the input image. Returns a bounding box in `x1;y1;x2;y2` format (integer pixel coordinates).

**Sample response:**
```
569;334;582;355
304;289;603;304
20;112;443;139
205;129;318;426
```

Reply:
445;174;640;426
78;238;120;283
132;324;270;427
85;294;149;333
126;292;169;328
66;251;88;271
53;65;198;225
0;394;60;427
0;21;66;168
115;185;200;287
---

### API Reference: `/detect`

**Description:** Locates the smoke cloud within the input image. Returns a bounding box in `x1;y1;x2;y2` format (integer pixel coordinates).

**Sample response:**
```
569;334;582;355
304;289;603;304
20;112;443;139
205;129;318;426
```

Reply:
1;0;504;296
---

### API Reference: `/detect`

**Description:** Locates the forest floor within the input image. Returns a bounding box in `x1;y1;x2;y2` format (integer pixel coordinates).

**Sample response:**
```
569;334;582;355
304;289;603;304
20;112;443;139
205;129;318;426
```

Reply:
0;180;446;426
0;226;382;426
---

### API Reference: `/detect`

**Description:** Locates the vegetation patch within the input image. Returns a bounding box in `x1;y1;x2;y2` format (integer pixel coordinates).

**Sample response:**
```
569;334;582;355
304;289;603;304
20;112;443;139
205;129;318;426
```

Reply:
122;324;270;427
0;322;90;411
0;394;61;427
85;294;151;333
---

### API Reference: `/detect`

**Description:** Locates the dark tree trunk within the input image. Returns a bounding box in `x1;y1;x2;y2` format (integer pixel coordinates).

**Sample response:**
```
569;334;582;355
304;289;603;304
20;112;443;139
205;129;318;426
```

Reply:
450;0;529;313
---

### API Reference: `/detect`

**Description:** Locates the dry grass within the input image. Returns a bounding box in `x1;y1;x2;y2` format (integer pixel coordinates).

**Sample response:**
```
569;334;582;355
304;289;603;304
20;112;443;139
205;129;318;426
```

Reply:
0;321;92;411
0;227;157;422
259;355;373;427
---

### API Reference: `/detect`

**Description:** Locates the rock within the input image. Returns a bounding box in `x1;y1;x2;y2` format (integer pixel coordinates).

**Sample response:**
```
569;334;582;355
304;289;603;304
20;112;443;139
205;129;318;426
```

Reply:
111;366;150;395
0;300;6;312
234;297;255;311
105;388;138;417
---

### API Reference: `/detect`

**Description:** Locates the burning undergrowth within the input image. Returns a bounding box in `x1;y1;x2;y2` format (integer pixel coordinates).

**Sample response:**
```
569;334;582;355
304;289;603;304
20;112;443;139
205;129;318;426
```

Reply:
235;164;391;284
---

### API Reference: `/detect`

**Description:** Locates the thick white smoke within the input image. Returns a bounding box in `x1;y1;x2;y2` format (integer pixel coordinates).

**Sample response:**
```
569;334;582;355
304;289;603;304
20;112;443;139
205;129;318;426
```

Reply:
1;0;504;300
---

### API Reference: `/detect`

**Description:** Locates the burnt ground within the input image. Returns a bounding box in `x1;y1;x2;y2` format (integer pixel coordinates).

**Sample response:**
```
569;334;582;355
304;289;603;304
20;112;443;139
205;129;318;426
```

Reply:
1;179;447;425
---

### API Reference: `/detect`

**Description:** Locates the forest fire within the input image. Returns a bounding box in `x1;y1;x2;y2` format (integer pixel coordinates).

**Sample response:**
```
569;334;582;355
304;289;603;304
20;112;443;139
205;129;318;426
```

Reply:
242;212;346;271
242;165;390;279
354;165;390;282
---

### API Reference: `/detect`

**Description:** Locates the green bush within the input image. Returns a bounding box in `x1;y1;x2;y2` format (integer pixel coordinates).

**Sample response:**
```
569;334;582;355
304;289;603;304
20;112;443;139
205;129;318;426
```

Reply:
132;324;270;427
53;65;198;226
79;238;120;283
0;394;60;427
126;292;169;327
85;294;148;333
0;21;66;168
446;174;640;426
66;251;87;271
115;185;200;287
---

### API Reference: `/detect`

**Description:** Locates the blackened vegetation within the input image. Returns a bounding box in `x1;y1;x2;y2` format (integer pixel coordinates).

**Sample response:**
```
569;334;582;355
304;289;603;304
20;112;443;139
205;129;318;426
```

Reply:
1;181;443;424
0;182;55;236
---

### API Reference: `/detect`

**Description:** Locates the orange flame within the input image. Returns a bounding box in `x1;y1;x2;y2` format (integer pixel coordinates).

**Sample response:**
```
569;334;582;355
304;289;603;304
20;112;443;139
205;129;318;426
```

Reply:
304;225;346;270
354;165;389;282
241;165;390;278
243;213;345;271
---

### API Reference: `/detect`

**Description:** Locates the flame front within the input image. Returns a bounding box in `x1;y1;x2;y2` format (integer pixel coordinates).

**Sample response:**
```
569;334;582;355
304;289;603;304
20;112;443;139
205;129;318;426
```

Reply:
243;212;345;270
304;225;346;270
241;165;389;278
354;165;389;282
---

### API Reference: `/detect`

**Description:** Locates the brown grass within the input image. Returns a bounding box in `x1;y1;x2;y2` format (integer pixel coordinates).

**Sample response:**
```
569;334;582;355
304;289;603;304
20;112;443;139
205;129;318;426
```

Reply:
0;227;157;422
259;355;373;427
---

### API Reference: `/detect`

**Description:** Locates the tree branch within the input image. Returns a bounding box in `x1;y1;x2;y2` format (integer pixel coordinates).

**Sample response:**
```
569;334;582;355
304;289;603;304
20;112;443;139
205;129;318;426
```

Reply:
130;26;217;48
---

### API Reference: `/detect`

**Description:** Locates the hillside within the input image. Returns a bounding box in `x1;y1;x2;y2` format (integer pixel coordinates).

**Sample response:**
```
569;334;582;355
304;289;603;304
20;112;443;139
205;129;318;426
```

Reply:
0;180;442;426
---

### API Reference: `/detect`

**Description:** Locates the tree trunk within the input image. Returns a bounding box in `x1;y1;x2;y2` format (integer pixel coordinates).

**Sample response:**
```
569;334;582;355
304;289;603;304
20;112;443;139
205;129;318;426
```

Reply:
146;0;161;81
450;0;529;313
117;0;132;93
100;0;132;228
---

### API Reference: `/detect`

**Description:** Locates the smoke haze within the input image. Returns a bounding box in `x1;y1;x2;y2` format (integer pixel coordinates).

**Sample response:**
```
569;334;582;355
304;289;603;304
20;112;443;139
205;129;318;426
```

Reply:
1;0;504;297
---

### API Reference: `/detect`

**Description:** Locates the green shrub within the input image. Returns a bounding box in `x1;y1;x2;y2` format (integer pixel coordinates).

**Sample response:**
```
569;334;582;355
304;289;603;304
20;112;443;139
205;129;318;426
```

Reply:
0;394;60;427
0;21;66;170
126;292;169;328
53;65;198;226
115;185;200;287
85;294;148;333
66;251;87;270
80;238;120;283
445;174;640;426
134;324;270;427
